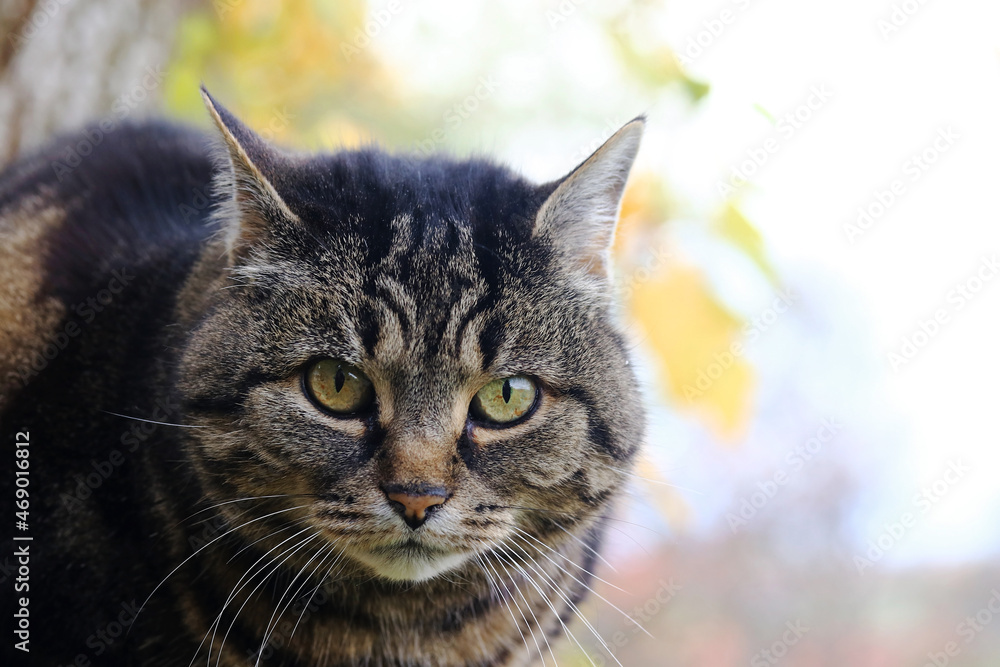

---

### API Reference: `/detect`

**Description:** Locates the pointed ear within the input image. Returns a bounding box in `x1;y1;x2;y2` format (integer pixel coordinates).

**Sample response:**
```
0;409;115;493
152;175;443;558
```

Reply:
201;86;298;262
533;118;644;279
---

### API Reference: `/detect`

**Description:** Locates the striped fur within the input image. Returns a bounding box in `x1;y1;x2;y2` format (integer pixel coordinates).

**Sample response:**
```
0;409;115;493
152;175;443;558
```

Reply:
0;91;645;666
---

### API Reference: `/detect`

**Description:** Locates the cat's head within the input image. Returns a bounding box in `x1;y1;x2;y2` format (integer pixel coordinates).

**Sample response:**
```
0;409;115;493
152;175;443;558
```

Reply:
176;88;645;582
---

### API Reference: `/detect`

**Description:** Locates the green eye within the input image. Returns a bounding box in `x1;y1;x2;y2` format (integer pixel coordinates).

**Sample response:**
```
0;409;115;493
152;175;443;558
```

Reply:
470;376;538;425
305;359;375;415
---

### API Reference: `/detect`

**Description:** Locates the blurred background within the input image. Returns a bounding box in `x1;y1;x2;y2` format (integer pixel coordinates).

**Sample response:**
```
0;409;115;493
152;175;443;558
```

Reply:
3;0;999;664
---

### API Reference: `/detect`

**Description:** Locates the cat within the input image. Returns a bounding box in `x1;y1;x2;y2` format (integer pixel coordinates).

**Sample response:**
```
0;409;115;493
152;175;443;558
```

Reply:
0;87;645;667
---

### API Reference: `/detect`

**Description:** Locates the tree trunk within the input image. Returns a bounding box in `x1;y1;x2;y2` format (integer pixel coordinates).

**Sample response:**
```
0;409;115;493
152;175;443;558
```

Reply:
0;0;192;166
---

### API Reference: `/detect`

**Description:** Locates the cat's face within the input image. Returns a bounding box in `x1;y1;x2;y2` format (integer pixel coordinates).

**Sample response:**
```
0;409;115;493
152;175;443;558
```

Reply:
177;90;644;582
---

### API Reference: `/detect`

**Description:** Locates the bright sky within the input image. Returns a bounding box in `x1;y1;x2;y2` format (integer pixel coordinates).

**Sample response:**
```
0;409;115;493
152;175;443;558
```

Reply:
373;0;1000;565
662;0;1000;564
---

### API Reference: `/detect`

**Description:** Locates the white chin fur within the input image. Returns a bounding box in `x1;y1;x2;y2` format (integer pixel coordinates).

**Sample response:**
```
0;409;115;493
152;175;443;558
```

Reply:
347;547;470;582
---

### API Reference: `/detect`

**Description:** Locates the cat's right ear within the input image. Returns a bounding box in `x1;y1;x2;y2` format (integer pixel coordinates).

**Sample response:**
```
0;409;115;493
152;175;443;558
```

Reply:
533;118;644;281
201;86;298;263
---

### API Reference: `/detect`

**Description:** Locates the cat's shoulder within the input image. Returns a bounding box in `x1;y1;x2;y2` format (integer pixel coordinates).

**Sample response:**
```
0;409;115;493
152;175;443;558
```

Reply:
0;120;219;407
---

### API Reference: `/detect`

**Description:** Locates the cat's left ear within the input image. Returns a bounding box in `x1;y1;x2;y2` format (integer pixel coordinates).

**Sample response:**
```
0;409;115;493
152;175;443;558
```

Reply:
534;118;644;279
201;86;298;262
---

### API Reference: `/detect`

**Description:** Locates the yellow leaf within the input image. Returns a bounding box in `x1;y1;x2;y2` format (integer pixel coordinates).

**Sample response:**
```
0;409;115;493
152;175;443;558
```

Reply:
630;265;754;441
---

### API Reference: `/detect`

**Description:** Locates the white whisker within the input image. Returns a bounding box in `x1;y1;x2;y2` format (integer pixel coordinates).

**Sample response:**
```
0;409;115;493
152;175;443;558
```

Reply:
511;531;652;640
102;410;207;428
490;549;557;667
255;540;337;665
502;538;622;667
214;532;322;667
193;525;317;666
478;551;535;665
131;504;312;632
492;545;595;667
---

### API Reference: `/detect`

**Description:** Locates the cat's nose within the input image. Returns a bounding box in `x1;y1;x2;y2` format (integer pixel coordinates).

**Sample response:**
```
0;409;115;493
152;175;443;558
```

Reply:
382;483;449;530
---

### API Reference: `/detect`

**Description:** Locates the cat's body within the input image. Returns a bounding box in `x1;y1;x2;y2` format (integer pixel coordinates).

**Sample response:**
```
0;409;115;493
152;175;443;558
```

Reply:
0;93;644;666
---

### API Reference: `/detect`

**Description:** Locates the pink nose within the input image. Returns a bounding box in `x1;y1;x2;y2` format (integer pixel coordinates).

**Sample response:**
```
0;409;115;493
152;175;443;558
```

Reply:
385;488;449;529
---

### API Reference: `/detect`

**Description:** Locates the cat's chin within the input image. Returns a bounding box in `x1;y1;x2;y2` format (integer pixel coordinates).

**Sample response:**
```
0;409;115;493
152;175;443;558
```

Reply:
345;542;470;582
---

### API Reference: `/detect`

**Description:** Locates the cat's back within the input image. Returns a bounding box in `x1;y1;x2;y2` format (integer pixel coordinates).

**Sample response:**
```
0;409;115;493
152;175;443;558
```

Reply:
0;121;219;406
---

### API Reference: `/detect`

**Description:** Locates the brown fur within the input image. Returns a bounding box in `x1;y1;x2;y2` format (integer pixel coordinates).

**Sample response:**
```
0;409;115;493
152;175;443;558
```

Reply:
0;92;645;666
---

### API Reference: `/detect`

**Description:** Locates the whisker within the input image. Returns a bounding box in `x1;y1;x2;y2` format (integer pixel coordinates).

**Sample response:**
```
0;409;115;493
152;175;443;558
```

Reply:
214;532;322;667
507;525;626;594
227;518;311;563
491;545;595;667
501;538;622;667
131;504;312;632
492;504;660;552
503;504;667;538
101;410;207;428
178;494;316;526
193;526;317;667
477;551;534;664
510;529;652;639
489;549;557;667
256;540;337;665
552;520;618;574
287;544;348;644
601;463;704;495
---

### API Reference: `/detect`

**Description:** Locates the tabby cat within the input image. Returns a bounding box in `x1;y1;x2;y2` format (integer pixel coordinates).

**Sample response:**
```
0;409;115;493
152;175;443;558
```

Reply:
0;88;645;666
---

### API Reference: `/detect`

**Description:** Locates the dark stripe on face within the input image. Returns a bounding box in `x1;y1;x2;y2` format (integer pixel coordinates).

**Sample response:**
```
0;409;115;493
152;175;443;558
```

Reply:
456;425;480;473
180;367;275;417
317;508;367;521
374;281;412;343
357;314;381;357
357;419;387;464
451;291;490;361
476;313;506;371
566;387;631;461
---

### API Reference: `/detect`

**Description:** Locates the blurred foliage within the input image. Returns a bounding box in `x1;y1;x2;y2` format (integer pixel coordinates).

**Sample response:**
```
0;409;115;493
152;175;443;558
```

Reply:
164;0;775;455
166;0;396;148
630;263;755;440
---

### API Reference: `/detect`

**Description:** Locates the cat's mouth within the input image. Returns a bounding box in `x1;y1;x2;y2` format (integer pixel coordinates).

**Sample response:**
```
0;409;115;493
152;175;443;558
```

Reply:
343;538;471;582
